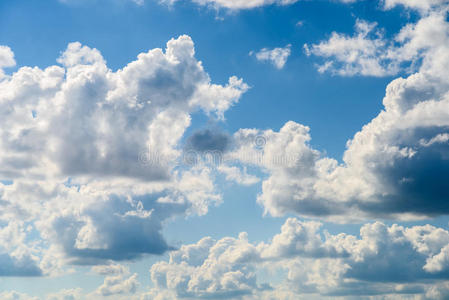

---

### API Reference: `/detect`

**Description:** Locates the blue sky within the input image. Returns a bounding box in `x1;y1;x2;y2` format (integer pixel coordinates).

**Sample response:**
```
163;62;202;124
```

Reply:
1;0;449;299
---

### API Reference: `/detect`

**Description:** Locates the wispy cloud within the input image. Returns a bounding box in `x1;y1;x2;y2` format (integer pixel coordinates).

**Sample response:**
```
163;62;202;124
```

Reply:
251;44;292;69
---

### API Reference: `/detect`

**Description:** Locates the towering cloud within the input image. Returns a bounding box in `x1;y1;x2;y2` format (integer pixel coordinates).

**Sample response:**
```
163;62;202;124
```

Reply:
0;35;247;273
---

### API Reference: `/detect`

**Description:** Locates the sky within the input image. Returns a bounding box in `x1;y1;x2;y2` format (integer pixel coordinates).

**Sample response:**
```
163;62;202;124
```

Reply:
1;0;449;299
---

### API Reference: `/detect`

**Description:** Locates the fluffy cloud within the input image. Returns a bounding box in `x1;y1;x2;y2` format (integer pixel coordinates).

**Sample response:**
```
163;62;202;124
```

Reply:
0;45;15;78
0;36;247;273
305;19;400;77
92;264;139;296
383;0;449;14
306;2;449;77
46;288;83;300
251;45;292;69
149;232;261;299
0;46;15;69
225;10;449;221
147;218;449;299
0;221;42;276
0;289;83;300
217;165;260;186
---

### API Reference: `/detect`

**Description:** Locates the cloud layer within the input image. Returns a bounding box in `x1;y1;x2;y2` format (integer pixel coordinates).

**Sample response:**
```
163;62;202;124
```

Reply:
146;218;449;299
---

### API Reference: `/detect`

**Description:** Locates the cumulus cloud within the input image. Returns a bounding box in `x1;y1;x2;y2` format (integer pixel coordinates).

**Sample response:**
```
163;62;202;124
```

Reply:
0;45;15;79
306;1;449;77
217;165;260;185
147;218;449;299
92;264;139;296
305;19;401;77
0;221;42;276
0;291;38;300
251;45;292;69
0;46;15;69
383;0;449;14
149;232;261;299
46;288;83;300
0;36;247;273
225;9;449;221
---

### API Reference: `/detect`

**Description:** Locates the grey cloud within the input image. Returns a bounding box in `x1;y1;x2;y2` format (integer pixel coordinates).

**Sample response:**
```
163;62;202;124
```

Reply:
0;253;42;277
185;129;231;153
45;193;187;264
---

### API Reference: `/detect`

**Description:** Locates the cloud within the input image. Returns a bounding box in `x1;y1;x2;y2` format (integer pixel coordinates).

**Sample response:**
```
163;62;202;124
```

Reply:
92;264;139;296
185;129;231;153
0;221;42;276
0;289;83;300
224;10;449;221
149;232;260;299
251;45;292;69
305;19;401;77
0;36;246;272
0;45;15;79
147;218;449;299
217;165;260;186
0;46;15;69
383;0;449;14
0;291;38;300
60;0;362;10
306;1;449;78
0;36;247;181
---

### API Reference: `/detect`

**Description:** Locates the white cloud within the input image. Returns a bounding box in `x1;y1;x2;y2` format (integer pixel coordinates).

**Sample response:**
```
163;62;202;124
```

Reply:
0;221;42;276
305;19;400;77
251;45;292;69
306;2;449;77
0;46;15;69
92;264;139;296
0;288;83;300
217;165;260;185
0;291;38;300
46;288;83;300
159;0;359;10
162;0;299;10
0;45;15;79
226;11;449;221
149;232;260;299
0;35;247;273
147;218;449;299
383;0;449;14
